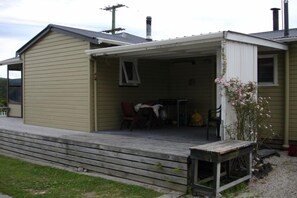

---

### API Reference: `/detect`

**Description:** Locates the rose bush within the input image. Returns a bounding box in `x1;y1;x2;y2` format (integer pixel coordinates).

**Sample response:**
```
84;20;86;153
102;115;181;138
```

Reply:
215;77;275;147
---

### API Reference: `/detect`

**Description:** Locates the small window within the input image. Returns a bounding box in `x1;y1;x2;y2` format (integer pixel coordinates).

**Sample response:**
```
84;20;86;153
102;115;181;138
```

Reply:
258;55;278;86
119;58;141;86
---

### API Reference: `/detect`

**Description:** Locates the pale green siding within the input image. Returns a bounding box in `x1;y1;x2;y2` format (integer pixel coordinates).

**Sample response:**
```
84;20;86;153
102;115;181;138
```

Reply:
23;31;91;131
96;57;216;130
258;52;285;139
258;43;297;142
289;42;297;141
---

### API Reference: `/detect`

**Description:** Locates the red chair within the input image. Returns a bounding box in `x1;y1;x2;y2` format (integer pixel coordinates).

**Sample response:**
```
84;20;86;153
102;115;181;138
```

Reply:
120;102;140;131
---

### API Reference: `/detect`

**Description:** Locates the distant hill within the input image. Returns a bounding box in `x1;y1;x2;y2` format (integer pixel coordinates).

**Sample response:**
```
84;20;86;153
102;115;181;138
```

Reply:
9;78;21;86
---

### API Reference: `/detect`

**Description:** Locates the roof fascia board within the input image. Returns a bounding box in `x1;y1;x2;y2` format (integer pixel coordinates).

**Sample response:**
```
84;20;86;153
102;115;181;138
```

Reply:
0;57;22;65
85;32;224;56
225;31;288;50
275;37;297;42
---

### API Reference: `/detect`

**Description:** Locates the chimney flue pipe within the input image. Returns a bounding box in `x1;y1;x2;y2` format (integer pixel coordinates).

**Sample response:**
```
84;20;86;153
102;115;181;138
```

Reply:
284;0;289;37
271;8;280;31
146;16;152;41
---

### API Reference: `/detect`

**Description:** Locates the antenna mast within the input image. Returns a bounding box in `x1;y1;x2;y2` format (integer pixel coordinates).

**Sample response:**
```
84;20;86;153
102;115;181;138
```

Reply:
101;4;127;34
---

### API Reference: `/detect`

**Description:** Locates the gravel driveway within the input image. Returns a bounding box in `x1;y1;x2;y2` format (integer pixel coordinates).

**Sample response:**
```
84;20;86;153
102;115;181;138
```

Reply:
235;151;297;198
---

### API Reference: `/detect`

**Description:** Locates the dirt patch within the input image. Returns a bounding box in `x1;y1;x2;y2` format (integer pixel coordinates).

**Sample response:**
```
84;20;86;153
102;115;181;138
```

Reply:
26;189;47;195
82;191;97;198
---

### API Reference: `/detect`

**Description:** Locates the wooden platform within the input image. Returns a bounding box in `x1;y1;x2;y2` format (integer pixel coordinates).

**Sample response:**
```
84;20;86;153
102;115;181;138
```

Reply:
0;117;218;192
190;140;254;197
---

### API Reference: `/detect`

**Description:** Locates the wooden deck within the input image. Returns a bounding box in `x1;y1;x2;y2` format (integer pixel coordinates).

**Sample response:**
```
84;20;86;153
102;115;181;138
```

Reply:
0;117;218;192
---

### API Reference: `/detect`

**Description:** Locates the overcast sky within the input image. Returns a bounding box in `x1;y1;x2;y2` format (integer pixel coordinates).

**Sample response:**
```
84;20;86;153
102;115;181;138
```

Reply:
0;0;296;77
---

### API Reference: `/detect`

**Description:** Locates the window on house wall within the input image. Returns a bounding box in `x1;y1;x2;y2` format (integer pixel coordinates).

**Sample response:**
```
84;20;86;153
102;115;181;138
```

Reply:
258;55;278;86
8;68;22;103
119;58;141;86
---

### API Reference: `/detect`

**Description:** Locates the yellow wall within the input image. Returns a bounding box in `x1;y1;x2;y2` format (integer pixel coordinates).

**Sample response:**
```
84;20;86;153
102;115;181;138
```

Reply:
23;31;92;131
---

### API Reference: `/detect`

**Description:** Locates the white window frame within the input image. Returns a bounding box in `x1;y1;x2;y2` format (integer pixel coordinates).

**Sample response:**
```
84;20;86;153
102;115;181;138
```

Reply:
258;54;278;86
119;58;141;86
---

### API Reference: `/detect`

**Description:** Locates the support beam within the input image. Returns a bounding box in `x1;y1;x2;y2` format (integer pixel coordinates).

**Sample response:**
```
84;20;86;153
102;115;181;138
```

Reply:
283;50;290;149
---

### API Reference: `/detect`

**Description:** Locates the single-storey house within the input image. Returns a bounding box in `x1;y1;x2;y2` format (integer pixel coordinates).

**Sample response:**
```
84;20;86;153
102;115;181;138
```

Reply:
0;23;296;148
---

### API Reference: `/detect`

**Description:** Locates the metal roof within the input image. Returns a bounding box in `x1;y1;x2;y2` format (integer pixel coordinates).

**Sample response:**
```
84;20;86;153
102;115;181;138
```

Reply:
251;28;297;41
86;32;224;59
50;24;148;44
85;31;287;59
86;31;288;60
16;24;148;55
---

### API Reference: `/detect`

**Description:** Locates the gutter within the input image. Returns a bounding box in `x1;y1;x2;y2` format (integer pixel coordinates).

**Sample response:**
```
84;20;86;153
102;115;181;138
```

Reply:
275;37;297;43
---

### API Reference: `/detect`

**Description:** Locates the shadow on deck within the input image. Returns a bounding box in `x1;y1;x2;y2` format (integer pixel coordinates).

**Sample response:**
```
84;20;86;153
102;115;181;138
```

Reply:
0;117;219;192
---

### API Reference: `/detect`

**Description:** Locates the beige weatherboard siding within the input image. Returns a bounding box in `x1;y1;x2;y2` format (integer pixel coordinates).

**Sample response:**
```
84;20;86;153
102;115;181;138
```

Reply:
23;31;92;132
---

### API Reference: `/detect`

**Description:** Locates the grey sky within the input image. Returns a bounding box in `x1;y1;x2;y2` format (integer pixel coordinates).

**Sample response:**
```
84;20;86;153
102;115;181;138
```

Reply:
0;0;296;77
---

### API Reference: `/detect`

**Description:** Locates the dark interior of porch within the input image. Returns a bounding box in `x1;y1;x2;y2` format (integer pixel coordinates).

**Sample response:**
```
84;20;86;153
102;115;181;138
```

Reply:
112;56;216;134
95;55;220;133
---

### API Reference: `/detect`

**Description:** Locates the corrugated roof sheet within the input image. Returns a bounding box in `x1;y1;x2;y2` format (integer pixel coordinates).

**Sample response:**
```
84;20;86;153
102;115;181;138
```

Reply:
50;24;147;44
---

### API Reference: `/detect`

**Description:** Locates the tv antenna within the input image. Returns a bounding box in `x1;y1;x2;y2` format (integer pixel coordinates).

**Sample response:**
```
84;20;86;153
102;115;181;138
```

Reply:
101;4;127;34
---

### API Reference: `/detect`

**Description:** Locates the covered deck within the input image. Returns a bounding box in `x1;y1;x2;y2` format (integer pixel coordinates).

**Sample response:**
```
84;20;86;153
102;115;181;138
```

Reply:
88;30;288;138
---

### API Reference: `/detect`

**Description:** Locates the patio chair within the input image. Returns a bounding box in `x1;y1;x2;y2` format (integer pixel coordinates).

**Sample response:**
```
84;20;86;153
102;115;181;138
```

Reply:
206;105;221;140
120;102;141;131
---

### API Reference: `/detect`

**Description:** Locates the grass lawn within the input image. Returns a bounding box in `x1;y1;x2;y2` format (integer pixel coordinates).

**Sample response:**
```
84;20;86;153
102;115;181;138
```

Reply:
0;154;163;198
